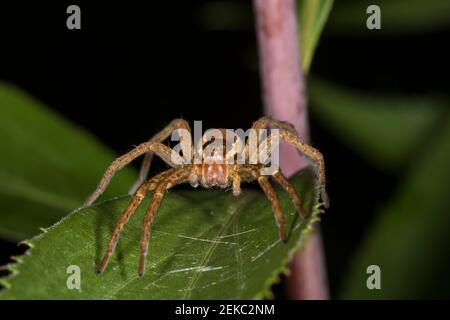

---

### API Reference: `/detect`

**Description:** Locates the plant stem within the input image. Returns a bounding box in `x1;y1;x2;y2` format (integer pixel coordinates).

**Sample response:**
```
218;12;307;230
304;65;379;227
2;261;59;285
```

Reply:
253;0;329;300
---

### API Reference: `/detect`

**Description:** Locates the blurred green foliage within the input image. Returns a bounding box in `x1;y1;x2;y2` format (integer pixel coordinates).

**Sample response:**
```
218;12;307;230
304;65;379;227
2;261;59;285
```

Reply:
328;0;450;34
309;77;450;298
308;77;447;172
298;0;334;73
308;0;450;299
0;82;136;241
341;114;450;298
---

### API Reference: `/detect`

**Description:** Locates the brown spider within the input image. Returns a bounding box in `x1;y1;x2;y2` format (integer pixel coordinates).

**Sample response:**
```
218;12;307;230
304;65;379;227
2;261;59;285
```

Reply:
85;117;328;276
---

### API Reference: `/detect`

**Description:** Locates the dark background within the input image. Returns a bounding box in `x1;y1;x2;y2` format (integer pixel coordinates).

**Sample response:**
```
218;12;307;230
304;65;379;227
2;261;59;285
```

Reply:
0;1;448;298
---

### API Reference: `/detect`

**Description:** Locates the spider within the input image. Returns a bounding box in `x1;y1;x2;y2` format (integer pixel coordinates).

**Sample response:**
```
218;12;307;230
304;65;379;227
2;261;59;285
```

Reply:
85;117;329;276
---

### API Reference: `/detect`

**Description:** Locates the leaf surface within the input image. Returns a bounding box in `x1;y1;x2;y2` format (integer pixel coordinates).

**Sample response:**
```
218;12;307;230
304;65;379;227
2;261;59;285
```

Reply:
0;169;322;299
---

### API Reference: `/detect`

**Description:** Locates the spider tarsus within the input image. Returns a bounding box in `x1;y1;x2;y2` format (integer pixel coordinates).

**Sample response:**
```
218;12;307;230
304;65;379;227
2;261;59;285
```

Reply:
128;180;143;195
298;207;308;219
96;265;105;275
97;254;110;275
138;264;145;277
138;254;147;277
279;228;287;243
84;196;95;207
97;267;105;275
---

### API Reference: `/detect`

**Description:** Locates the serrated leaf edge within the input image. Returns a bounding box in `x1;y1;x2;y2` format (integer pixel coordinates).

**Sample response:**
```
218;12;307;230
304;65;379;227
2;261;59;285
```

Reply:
254;203;325;299
0;195;128;293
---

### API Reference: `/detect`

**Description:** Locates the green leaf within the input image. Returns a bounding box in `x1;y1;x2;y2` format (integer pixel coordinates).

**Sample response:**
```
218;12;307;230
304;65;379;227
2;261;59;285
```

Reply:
328;0;450;34
308;77;447;171
341;113;450;299
0;82;136;241
298;0;334;73
0;169;322;299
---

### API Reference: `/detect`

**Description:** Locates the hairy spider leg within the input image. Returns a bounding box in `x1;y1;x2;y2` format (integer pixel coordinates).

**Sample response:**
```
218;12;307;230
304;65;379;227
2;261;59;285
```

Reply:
249;118;329;208
129;119;192;194
244;116;298;161
84;142;185;206
138;166;192;276
252;169;287;242
278;130;329;208
97;169;175;274
272;170;307;218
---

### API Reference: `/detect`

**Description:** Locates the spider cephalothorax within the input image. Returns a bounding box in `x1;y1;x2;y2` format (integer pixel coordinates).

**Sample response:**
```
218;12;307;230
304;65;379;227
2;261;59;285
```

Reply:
85;117;328;276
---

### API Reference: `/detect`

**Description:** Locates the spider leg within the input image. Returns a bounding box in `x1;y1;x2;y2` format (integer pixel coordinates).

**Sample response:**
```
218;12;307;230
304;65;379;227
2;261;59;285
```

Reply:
146;169;176;191
249;118;329;208
251;116;298;135
252;170;286;242
232;175;241;196
278;130;329;208
231;173;241;196
129;119;192;195
138;166;191;276
244;116;298;161
97;183;147;274
272;170;307;218
85;142;184;206
97;169;175;274
231;164;260;196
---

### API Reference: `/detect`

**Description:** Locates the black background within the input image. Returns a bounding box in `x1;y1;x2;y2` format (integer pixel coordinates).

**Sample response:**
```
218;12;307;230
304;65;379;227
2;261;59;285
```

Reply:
0;1;448;298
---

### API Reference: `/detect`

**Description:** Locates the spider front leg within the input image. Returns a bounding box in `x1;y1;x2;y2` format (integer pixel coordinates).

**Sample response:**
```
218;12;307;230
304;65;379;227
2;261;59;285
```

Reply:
278;131;329;208
250;120;329;208
138;166;191;276
97;169;175;274
84;142;185;206
251;116;298;136
252;170;287;242
129;119;192;195
244;116;298;160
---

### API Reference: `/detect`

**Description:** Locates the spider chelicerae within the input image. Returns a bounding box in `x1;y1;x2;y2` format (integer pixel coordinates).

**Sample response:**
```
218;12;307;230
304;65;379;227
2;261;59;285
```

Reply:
85;117;329;276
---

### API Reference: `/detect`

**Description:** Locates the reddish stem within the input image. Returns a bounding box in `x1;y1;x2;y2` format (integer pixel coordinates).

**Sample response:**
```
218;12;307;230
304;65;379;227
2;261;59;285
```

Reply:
253;0;329;299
